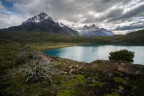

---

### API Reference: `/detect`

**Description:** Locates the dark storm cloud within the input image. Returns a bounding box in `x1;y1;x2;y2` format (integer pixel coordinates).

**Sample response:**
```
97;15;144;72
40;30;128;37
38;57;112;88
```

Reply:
115;24;144;31
43;0;129;24
108;4;144;22
11;0;130;23
82;8;124;23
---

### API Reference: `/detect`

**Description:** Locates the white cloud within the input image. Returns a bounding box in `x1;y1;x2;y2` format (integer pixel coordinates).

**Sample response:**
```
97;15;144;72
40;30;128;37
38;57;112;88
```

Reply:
0;13;26;28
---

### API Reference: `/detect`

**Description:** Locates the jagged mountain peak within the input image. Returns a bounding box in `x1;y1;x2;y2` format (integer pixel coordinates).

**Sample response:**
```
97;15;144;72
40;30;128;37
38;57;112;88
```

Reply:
38;12;47;17
91;24;96;27
82;24;99;32
22;12;53;24
83;24;98;30
78;24;114;36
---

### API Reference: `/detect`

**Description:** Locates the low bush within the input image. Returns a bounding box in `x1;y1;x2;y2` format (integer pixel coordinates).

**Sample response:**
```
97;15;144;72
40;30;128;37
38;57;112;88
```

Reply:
15;51;39;65
109;49;134;63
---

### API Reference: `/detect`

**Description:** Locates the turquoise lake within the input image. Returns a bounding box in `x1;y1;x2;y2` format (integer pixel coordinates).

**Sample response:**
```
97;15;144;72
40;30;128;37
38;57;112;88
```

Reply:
44;44;144;65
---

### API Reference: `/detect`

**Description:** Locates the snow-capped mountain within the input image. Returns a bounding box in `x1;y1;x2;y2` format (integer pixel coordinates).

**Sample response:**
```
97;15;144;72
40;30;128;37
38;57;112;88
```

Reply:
0;12;113;36
77;24;114;36
1;12;78;36
22;12;53;24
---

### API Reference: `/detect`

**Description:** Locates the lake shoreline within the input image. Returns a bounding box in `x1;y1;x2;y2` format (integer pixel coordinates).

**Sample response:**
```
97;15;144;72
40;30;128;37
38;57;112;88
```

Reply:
44;44;144;65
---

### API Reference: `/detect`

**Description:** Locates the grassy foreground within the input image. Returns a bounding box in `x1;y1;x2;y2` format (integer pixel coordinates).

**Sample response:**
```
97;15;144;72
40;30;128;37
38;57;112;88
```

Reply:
0;30;144;96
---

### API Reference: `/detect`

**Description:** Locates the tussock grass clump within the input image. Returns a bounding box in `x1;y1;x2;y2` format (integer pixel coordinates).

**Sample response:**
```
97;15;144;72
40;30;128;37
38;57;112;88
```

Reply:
21;59;58;84
15;51;59;85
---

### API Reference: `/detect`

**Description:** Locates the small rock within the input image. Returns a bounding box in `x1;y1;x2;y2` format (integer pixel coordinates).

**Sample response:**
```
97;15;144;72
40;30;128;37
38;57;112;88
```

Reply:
92;79;96;83
121;63;125;65
69;69;76;75
108;73;112;77
79;67;82;69
69;66;73;69
76;65;79;67
135;70;141;74
118;86;124;93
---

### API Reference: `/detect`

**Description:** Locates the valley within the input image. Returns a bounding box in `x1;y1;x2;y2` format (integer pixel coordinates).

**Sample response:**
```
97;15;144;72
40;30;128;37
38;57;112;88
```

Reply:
0;29;144;96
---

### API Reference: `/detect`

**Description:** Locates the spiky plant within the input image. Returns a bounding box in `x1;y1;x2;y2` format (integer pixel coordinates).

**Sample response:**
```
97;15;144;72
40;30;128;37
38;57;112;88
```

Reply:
20;59;59;85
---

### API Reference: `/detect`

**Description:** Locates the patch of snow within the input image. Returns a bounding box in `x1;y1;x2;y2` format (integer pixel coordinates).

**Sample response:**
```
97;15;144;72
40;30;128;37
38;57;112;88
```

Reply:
59;23;65;27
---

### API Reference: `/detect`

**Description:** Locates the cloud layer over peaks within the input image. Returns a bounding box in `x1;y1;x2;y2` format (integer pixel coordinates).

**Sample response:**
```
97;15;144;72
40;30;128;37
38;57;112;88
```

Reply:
0;0;144;34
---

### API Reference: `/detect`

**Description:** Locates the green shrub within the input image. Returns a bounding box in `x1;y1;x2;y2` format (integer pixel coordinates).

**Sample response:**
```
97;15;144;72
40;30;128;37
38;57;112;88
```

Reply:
15;52;29;65
15;51;45;65
109;49;134;62
15;51;37;65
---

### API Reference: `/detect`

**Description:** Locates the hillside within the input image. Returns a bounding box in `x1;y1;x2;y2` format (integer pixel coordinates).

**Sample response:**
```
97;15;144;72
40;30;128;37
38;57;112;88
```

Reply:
0;29;144;45
122;30;144;44
126;29;144;36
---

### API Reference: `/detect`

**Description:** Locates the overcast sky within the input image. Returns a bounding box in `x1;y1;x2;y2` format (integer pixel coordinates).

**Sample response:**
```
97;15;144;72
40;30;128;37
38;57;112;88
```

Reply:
0;0;144;34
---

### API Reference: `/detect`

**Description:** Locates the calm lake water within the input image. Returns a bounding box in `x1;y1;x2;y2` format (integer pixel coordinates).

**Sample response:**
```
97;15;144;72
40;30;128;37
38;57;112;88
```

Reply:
44;44;144;65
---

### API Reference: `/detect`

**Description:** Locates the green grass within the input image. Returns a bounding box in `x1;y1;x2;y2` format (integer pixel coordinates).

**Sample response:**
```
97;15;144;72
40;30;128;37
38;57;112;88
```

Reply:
26;42;82;50
113;77;125;83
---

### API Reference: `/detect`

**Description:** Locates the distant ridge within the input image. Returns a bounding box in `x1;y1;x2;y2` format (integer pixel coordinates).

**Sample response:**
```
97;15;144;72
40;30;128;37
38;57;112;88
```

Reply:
77;24;114;36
